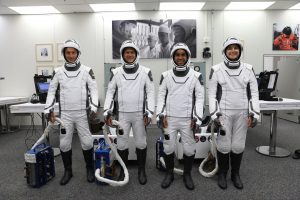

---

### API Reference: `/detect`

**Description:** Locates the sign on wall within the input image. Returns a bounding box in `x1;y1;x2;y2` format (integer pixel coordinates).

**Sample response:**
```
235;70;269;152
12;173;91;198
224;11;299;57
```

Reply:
112;19;197;59
273;23;299;51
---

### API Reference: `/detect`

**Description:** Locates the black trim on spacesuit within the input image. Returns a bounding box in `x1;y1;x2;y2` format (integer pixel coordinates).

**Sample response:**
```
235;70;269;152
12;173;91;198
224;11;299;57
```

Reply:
51;70;56;80
192;90;202;121
172;76;190;84
112;87;119;119
216;83;222;103
158;89;168;115
122;73;139;80
209;69;214;80
109;72;114;81
148;71;153;82
63;71;81;78
89;69;96;80
122;64;139;74
143;85;146;114
159;75;164;85
199;74;204;85
246;83;251;101
224;61;240;69
224;69;242;77
173;67;190;77
64;62;81;71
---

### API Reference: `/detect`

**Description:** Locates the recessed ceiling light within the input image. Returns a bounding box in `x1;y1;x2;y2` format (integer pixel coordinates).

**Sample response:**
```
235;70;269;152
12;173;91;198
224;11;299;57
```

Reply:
159;2;205;11
89;3;136;12
8;6;60;14
225;2;275;10
289;2;300;10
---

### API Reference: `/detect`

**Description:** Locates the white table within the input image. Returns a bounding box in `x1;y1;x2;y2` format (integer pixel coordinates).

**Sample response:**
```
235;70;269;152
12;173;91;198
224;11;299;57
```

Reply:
10;102;59;129
256;98;300;157
0;97;28;132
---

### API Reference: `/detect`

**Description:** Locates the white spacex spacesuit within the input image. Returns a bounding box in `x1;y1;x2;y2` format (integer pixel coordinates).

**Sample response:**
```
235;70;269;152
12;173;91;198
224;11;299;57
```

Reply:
156;43;204;157
103;40;155;185
208;38;260;190
44;39;99;185
156;43;204;190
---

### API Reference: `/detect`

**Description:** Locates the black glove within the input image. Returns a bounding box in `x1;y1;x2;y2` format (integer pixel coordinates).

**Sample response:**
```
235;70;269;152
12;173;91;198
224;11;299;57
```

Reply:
213;113;226;136
249;113;258;128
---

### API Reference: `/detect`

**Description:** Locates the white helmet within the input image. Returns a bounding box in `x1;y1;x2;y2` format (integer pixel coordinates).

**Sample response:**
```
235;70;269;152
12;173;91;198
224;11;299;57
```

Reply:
62;39;81;68
170;43;191;72
120;40;140;69
222;37;243;69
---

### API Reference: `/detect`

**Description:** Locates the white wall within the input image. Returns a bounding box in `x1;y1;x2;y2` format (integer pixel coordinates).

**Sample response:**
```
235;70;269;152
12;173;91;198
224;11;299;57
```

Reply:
1;10;300;125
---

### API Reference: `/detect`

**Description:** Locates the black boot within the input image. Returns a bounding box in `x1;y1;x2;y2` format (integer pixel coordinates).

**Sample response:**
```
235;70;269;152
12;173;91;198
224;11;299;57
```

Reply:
136;148;147;185
161;153;174;189
183;154;195;190
217;151;229;189
83;148;95;183
230;152;244;189
60;150;73;185
117;149;128;181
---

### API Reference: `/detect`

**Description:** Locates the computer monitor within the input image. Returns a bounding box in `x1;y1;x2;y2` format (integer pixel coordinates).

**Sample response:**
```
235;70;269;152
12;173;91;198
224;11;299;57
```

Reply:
257;71;279;101
37;82;50;93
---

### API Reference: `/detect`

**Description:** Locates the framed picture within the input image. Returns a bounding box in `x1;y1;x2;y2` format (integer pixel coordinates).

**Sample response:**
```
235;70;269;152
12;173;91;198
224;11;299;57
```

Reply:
36;44;53;62
57;43;64;61
37;65;53;76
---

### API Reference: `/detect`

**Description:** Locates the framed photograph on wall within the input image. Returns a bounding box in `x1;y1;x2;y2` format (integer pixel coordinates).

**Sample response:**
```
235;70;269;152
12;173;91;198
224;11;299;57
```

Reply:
112;19;197;59
36;65;54;76
36;44;53;62
273;23;299;51
57;43;64;61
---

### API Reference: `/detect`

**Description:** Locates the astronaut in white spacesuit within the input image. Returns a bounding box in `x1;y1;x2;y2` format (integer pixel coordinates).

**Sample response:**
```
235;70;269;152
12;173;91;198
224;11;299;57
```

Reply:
208;38;260;190
156;43;204;190
44;39;99;185
103;40;155;185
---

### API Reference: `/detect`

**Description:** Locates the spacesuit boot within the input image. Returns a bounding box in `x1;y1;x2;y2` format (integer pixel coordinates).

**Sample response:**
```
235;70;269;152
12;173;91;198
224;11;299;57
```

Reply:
83;148;95;183
117;149;129;181
136;148;147;185
230;152;244;189
161;153;174;189
183;154;195;190
217;150;229;189
60;150;73;185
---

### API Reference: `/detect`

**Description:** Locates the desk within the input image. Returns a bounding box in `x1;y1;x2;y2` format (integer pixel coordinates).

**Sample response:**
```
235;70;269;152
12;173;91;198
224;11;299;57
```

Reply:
10;102;59;130
0;97;28;132
256;98;300;157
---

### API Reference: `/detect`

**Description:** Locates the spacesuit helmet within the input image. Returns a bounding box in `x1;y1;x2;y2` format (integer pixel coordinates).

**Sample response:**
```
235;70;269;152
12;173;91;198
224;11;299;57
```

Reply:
62;39;81;68
282;26;292;36
222;37;243;69
120;40;140;68
170;43;191;71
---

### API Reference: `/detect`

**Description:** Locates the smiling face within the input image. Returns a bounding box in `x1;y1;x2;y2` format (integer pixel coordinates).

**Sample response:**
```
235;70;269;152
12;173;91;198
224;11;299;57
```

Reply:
122;47;137;64
174;49;188;66
225;44;240;61
64;47;78;63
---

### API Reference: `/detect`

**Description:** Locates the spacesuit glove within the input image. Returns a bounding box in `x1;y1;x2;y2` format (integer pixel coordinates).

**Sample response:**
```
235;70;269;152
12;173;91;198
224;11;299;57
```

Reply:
45;110;55;123
156;114;168;129
248;113;258;128
191;117;201;131
212;112;222;128
103;110;113;126
143;110;153;126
